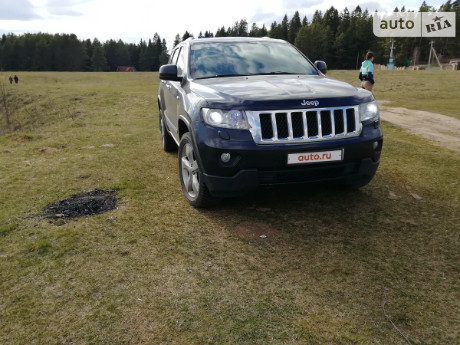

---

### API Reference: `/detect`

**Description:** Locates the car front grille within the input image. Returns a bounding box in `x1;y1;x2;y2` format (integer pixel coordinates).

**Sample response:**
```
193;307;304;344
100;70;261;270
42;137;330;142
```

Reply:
247;106;361;144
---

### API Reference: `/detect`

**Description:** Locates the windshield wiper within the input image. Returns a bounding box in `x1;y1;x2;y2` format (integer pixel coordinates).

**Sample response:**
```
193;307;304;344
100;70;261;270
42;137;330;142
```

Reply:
197;74;251;80
196;71;307;80
255;71;302;75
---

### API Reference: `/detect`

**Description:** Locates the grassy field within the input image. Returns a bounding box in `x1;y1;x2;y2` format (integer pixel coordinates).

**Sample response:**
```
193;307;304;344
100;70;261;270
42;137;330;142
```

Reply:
328;69;460;120
0;71;459;345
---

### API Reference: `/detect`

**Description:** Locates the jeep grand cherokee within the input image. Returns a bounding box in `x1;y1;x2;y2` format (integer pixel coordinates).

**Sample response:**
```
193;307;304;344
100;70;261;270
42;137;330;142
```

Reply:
158;37;383;207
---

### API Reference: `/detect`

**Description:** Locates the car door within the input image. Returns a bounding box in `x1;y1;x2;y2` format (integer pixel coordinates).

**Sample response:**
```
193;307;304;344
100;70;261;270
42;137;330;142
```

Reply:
161;47;181;137
162;46;186;140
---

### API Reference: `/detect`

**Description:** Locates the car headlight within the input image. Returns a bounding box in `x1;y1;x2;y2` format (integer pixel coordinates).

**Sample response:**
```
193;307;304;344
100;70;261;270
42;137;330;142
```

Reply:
359;100;379;122
202;108;249;129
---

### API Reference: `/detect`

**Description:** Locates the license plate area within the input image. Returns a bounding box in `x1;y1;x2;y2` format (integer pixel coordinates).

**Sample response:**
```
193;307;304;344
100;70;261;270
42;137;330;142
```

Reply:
287;149;343;165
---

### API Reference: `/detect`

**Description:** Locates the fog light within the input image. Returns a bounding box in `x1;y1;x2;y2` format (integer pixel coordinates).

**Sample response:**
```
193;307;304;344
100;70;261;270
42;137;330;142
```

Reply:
221;153;231;163
373;141;378;150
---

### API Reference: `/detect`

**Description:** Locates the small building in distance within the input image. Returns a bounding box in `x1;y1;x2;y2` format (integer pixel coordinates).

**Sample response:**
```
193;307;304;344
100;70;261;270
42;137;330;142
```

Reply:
117;66;136;72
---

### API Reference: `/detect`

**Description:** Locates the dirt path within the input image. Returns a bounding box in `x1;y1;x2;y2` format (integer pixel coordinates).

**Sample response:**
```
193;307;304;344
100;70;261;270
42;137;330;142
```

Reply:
379;101;460;152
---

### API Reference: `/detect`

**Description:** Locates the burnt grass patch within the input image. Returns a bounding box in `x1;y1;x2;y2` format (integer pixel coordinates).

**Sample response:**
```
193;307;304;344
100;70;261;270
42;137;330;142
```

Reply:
45;189;117;219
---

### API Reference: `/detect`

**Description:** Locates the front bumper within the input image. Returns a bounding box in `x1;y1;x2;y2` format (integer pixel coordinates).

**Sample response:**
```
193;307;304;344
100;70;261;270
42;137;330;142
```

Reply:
192;121;383;197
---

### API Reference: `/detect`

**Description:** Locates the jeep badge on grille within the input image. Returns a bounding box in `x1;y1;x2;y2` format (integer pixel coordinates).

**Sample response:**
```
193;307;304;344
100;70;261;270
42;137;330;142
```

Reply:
301;100;320;107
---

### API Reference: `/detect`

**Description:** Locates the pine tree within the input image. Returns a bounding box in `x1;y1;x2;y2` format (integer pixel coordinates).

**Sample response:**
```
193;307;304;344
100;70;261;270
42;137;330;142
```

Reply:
215;26;227;37
269;21;282;39
173;34;181;48
91;39;108;71
182;31;193;41
237;19;248;36
260;24;268;36
288;11;302;43
138;39;151;71
280;15;289;40
302;16;308;26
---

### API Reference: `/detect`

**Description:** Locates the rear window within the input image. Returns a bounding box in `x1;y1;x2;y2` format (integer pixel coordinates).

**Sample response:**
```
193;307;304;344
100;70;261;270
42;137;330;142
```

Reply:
190;41;318;79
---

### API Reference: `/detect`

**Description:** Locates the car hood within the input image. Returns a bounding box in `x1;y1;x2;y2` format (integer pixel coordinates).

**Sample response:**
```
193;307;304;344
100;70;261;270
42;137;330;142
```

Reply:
190;74;373;109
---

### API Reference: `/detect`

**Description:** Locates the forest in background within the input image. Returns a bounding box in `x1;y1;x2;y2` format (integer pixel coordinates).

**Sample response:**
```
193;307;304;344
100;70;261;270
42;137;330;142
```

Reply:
0;1;459;72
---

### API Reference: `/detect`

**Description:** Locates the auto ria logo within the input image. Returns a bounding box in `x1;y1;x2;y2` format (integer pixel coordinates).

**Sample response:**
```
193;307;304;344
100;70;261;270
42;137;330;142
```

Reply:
426;15;453;33
373;12;456;37
301;100;319;107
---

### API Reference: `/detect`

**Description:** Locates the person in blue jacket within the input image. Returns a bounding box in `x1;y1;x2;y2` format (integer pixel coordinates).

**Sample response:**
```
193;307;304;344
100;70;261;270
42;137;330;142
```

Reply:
359;52;375;92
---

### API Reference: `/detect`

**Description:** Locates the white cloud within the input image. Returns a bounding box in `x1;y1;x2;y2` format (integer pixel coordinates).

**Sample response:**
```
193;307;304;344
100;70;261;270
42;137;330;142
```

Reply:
0;0;41;20
283;0;324;8
45;0;95;16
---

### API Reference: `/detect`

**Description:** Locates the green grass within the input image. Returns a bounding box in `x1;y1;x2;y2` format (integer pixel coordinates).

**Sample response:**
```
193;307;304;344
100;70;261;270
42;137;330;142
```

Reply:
0;72;459;344
328;69;460;120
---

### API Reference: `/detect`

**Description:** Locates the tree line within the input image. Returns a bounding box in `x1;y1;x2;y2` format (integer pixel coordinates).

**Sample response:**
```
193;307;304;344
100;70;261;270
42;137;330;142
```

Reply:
192;1;459;69
0;32;169;72
0;1;458;72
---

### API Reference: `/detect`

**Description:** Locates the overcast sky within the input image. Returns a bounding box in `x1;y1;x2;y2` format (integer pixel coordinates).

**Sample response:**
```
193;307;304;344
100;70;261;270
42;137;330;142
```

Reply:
0;0;437;50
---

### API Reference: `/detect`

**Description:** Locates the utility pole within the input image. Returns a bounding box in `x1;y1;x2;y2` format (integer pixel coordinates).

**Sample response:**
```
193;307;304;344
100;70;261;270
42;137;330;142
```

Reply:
390;39;395;60
387;39;395;70
428;40;442;70
428;40;433;67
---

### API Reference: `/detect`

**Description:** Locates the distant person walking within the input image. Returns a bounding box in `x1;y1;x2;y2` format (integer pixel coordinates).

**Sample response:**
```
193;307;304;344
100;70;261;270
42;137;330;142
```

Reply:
9;76;13;84
14;75;19;84
359;52;375;92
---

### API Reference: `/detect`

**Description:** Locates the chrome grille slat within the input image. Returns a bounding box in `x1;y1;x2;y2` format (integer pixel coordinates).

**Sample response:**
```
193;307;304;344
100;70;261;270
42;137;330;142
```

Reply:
287;113;293;139
247;106;361;145
302;112;308;139
344;110;348;133
330;110;336;136
271;114;278;140
317;111;322;139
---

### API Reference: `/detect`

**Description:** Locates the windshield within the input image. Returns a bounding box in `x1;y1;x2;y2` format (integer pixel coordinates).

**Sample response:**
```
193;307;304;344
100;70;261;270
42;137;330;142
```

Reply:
189;41;318;79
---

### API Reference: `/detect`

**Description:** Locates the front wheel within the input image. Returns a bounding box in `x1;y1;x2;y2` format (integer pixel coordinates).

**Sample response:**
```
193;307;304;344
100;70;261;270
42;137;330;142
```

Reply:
178;133;217;207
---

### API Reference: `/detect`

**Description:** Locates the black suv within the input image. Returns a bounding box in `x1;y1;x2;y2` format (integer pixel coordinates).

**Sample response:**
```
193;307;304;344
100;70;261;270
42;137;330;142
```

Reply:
158;37;383;207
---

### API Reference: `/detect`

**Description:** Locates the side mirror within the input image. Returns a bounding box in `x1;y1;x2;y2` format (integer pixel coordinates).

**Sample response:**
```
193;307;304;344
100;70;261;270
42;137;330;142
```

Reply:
314;60;327;75
159;64;183;82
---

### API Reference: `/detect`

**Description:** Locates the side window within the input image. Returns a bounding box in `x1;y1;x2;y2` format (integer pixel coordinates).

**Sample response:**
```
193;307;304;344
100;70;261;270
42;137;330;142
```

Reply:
176;48;186;77
169;48;179;64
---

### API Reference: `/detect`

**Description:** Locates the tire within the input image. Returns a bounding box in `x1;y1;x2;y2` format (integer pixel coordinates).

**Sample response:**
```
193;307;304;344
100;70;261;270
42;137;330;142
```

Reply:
178;132;217;207
160;114;177;152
